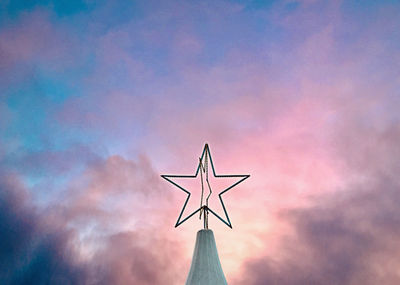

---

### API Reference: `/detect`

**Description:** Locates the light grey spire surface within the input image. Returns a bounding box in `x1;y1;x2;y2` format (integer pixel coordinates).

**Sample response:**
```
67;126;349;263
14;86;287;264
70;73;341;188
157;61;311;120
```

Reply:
185;229;227;285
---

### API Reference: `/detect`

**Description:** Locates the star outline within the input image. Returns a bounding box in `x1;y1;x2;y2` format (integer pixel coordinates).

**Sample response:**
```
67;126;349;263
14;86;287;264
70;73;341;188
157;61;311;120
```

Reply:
161;143;250;229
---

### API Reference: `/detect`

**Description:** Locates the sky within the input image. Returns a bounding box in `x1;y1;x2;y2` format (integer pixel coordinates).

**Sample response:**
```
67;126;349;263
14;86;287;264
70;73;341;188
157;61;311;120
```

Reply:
1;0;400;284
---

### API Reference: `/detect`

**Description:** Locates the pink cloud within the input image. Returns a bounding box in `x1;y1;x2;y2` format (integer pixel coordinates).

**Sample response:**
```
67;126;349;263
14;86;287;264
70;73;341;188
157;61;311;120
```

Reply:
0;9;77;73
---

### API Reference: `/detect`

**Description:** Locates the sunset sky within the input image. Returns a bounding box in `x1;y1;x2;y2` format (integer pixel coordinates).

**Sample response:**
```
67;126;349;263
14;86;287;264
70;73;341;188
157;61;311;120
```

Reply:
1;0;400;284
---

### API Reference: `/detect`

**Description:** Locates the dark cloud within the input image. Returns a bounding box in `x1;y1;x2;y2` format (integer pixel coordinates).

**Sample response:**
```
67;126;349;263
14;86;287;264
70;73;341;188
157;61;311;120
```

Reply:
240;185;400;284
0;174;87;284
0;153;185;285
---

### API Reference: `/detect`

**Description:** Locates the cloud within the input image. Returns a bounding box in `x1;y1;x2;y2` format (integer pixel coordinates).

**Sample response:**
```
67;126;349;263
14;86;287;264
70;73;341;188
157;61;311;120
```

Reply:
0;9;77;74
89;231;184;285
61;154;187;284
0;153;187;285
235;123;400;285
3;144;100;177
0;173;88;284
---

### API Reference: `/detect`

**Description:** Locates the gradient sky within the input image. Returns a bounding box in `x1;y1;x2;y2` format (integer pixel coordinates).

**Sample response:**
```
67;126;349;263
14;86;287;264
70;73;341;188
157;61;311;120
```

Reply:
1;0;400;284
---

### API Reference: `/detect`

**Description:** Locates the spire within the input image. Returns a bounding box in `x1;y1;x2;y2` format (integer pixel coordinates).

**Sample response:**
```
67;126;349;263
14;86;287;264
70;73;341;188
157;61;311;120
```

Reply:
185;230;227;285
161;143;250;285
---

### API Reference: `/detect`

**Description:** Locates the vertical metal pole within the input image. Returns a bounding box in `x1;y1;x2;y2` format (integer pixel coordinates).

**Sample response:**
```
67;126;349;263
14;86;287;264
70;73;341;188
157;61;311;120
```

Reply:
203;206;208;229
203;207;206;229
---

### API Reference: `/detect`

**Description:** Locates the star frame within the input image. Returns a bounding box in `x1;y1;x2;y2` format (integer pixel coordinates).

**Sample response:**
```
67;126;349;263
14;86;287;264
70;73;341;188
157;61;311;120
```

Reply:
161;143;250;229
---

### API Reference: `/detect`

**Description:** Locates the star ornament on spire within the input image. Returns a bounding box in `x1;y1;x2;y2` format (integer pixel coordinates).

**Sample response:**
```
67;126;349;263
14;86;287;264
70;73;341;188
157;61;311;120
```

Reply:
161;143;250;229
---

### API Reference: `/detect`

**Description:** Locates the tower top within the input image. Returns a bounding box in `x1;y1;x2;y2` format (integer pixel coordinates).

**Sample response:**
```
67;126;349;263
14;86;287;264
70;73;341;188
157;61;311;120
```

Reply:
185;229;227;285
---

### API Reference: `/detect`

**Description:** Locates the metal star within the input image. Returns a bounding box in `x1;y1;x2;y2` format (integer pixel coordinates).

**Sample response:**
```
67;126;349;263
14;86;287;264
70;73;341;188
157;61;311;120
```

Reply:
161;143;250;229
